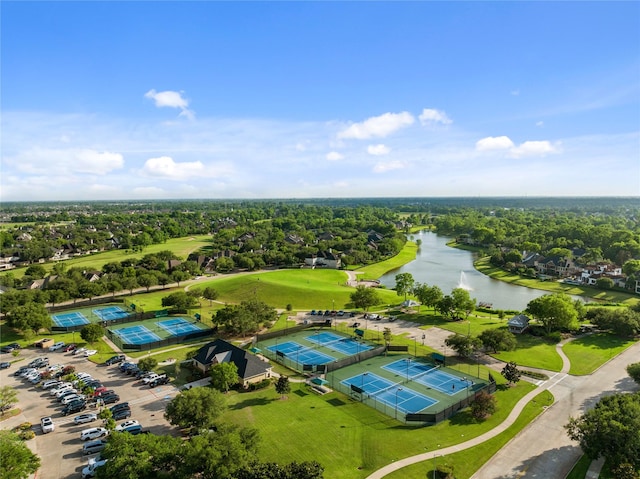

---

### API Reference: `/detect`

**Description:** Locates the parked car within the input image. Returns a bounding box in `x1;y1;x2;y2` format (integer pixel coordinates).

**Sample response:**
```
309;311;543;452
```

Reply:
13;366;30;376
149;376;170;388
119;362;136;372
42;379;60;389
74;413;98;425
142;373;160;384
61;394;85;405
115;420;139;431
62;401;87;416
100;393;120;405
0;362;10;369
82;459;107;478
94;389;115;398
120;424;143;435
56;388;79;399
28;357;49;368
109;402;130;413
64;343;77;352
1;346;16;353
82;439;108;455
80;427;109;441
48;341;66;352
105;355;126;366
83;350;98;357
74;347;88;356
40;416;55;434
112;408;132;420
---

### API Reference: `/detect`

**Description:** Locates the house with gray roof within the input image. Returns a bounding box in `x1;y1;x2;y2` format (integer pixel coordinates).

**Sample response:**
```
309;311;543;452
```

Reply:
507;314;531;334
192;339;273;387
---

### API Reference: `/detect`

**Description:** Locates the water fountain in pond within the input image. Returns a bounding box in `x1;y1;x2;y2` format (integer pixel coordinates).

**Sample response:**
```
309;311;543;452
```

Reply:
458;271;473;291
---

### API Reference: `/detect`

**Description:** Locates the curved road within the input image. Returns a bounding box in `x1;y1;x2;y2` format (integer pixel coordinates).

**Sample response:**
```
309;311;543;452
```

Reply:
365;339;640;479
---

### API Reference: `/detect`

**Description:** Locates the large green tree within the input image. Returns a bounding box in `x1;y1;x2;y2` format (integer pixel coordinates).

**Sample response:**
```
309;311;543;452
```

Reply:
164;387;227;431
80;323;104;344
210;362;239;393
0;430;41;479
565;392;640;470
445;333;481;358
394;273;414;301
412;283;443;312
350;285;381;312
450;288;477;319
525;293;578;334
479;329;517;353
627;363;640;385
6;303;52;335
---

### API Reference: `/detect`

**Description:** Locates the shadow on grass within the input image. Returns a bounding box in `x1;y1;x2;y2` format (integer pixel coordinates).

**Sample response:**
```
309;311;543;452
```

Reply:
294;389;309;397
229;397;277;409
326;397;346;407
447;409;477;427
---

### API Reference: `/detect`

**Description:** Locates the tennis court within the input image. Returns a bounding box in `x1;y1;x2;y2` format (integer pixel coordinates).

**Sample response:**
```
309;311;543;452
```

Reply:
341;372;437;414
51;311;90;327
267;341;335;366
384;358;473;396
305;331;373;355
157;317;205;336
93;305;130;321
112;325;162;345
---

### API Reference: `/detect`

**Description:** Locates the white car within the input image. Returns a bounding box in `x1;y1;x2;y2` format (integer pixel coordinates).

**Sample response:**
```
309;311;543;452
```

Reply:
41;416;55;434
42;379;61;389
46;363;64;373
74;413;98;425
74;347;88;356
25;371;41;382
56;387;78;399
48;341;66;352
76;372;92;380
115;420;139;431
80;427;109;441
49;382;72;393
82;459;107;478
61;394;84;405
83;350;98;357
142;374;160;384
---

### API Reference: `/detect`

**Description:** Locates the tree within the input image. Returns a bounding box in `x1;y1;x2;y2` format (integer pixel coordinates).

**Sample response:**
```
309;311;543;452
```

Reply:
436;295;456;320
120;276;138;295
138;357;158;372
165;387;227;431
627;362;640;385
501;361;521;386
80;323;104;344
383;327;392;348
595;277;614;290
137;273;158;293
478;329;517;353
0;386;18;415
98;407;116;430
525;293;578;334
565;392;640;470
444;333;481;358
161;291;199;310
171;270;190;286
350;285;381;312
275;376;290;399
394;272;414;301
471;391;497;421
451;287;477;319
413;283;443;312
0;430;41;479
210;362;239;393
24;264;47;279
6;303;52;335
203;286;219;306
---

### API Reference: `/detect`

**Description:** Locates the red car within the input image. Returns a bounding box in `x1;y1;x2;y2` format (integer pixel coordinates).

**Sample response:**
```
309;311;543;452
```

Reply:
64;343;77;352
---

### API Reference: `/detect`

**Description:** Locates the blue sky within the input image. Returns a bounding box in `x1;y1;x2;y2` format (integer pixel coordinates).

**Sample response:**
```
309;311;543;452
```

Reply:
2;1;639;201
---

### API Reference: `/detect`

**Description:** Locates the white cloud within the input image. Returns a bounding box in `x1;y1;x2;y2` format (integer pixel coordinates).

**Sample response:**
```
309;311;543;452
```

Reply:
8;147;124;175
511;89;520;96
337;111;414;140
475;136;515;151
367;144;390;156
373;160;406;173
141;156;208;180
536;121;544;127
144;89;194;119
326;151;344;161
510;140;561;158
133;186;166;197
419;108;452;126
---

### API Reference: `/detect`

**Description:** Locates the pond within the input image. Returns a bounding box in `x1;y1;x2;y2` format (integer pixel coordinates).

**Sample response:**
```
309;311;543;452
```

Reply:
378;231;577;311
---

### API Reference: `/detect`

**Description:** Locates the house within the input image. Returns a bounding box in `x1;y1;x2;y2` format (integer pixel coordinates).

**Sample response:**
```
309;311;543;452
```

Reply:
284;234;305;245
304;250;342;269
507;314;531;334
192;339;273;387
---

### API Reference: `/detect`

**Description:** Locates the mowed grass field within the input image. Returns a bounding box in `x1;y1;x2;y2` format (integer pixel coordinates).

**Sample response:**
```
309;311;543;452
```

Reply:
563;333;637;375
3;235;213;280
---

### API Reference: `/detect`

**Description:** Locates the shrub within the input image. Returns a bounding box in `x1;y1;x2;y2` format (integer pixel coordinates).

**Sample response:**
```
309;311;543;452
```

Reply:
545;331;562;343
18;430;36;441
13;422;32;432
246;378;272;391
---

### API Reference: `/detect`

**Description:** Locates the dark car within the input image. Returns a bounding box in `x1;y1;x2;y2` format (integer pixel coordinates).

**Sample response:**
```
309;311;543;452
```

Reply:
126;366;140;376
109;402;130;413
28;357;49;368
100;394;120;405
105;355;126;366
149;376;170;388
1;344;18;353
0;362;11;369
112;408;132;420
62;401;87;416
119;362;136;372
13;366;30;376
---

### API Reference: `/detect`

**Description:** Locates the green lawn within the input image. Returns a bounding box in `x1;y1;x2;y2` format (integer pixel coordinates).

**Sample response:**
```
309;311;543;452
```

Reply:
357;241;418;280
493;335;563;372
563;333;637;375
385;390;554;479
565;455;593;479
222;378;538;479
3;235;212;280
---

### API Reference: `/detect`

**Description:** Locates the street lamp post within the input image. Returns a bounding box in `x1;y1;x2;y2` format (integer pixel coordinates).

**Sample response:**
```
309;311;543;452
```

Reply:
394;387;403;419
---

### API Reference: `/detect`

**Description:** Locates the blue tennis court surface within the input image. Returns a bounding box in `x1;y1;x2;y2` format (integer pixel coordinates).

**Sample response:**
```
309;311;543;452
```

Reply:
157;318;203;336
93;306;130;321
384;359;473;395
52;312;90;327
305;331;373;355
267;341;335;365
342;372;437;413
113;325;161;345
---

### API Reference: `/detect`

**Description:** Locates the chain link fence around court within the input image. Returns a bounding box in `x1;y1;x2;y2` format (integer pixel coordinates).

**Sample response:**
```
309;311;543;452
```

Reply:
106;326;214;351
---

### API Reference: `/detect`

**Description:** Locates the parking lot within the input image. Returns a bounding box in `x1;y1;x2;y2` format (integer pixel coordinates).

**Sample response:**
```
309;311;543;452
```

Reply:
1;347;180;478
